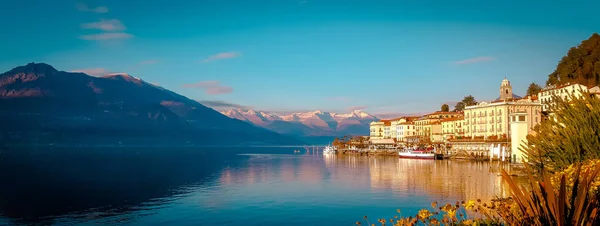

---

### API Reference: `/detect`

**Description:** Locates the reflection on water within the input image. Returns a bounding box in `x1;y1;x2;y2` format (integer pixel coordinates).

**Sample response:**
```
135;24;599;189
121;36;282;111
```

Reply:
0;148;518;226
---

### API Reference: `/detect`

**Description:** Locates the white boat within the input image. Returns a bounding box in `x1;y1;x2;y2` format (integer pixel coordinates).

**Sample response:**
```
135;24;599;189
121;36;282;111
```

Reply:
398;148;435;159
323;144;337;154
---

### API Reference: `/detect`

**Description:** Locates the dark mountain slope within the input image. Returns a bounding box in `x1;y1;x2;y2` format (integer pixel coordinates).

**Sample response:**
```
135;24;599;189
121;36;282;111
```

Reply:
0;63;303;146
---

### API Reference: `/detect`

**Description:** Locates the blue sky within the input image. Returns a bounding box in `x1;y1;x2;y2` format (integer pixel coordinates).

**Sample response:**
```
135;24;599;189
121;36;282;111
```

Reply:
1;0;599;117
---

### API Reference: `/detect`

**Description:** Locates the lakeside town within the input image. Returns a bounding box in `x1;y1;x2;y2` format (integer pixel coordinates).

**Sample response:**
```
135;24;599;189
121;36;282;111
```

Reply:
330;78;600;163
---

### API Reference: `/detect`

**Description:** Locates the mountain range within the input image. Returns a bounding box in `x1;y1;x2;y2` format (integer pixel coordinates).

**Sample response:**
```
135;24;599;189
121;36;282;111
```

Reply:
220;108;379;136
0;63;303;146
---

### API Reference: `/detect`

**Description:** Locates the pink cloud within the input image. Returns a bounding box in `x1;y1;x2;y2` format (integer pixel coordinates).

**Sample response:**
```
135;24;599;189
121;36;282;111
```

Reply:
453;56;495;65
183;80;233;95
202;52;241;63
79;32;133;41
82;19;126;32
70;68;111;77
76;3;108;13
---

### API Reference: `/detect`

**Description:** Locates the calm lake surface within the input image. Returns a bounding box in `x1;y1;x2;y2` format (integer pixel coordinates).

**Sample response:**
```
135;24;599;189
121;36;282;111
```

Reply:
0;147;517;226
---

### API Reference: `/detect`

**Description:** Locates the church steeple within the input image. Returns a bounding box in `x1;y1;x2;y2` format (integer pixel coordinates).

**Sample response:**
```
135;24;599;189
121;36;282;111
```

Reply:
500;77;513;101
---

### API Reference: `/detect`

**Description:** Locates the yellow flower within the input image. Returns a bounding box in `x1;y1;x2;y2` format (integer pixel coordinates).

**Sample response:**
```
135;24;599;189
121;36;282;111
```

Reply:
417;209;432;219
463;200;476;210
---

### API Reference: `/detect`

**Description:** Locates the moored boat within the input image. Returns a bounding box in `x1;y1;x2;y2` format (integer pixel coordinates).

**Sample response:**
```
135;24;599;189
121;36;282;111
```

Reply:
398;148;435;159
323;144;337;154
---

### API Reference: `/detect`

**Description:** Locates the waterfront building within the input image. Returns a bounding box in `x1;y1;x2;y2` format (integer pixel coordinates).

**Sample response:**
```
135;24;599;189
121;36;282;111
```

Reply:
538;83;589;112
425;111;463;120
415;111;462;138
395;121;416;143
463;78;541;139
382;121;392;138
369;138;396;150
370;117;418;141
414;116;430;137
369;121;385;139
510;112;531;163
449;78;543;159
424;122;444;143
463;96;541;139
441;116;464;141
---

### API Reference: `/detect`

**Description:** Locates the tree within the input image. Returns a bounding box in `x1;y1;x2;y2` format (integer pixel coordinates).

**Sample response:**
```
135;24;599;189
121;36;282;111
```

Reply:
526;82;542;96
546;33;600;87
440;104;450;112
453;95;478;111
521;92;600;174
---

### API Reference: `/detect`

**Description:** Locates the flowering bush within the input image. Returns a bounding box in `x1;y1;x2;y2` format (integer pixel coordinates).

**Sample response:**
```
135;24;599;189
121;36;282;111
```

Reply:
551;159;600;195
360;163;600;226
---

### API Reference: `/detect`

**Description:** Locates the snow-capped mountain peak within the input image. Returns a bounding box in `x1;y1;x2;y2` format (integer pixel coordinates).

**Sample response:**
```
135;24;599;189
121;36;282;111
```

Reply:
218;108;379;136
221;108;282;125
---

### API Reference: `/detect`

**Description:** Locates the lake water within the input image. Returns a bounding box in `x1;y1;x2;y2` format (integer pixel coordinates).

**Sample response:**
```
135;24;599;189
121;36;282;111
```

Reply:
0;147;517;226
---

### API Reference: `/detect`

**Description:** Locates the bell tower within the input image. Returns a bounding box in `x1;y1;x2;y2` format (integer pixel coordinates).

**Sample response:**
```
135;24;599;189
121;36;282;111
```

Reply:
500;77;513;101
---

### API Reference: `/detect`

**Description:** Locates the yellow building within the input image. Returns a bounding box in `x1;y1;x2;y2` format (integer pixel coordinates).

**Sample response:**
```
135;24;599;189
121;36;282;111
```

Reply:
414;111;461;138
425;111;463;120
423;122;443;143
463;78;542;139
370;117;416;140
539;83;589;112
441;116;464;141
414;116;433;137
389;120;400;139
369;121;385;139
463;97;541;139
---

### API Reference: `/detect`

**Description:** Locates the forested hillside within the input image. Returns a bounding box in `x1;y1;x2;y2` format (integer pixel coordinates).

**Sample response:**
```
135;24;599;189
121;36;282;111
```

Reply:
546;33;600;87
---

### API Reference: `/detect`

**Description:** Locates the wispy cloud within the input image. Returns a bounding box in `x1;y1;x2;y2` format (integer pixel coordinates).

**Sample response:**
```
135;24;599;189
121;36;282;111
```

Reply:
76;3;108;13
348;106;368;111
70;68;111;77
198;100;247;109
82;19;126;32
79;32;133;41
453;56;495;65
201;52;241;63
183;80;233;95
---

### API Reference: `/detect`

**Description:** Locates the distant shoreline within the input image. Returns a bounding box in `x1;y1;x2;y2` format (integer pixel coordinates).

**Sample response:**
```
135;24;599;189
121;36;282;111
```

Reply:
0;144;321;149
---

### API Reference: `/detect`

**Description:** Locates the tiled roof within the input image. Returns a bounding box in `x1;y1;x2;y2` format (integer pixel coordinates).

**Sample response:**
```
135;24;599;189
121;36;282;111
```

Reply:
440;117;464;122
427;111;462;116
541;83;587;92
